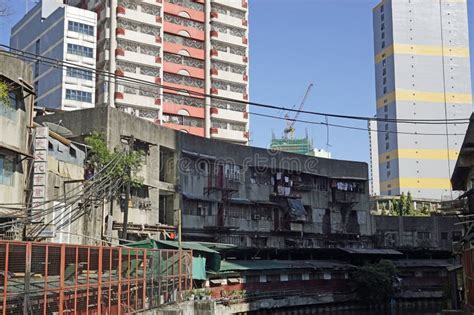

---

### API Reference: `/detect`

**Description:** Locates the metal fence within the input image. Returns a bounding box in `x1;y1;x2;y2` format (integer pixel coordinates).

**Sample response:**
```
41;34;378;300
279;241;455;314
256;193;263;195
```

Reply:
0;240;192;314
463;248;474;309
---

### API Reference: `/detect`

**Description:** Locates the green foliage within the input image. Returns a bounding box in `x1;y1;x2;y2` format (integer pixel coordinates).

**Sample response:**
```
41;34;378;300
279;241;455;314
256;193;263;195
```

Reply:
85;131;144;188
352;260;398;304
0;81;11;108
385;191;431;216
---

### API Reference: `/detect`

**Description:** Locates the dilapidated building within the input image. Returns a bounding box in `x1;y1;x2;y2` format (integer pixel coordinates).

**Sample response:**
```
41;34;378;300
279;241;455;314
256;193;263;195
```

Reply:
35;107;372;249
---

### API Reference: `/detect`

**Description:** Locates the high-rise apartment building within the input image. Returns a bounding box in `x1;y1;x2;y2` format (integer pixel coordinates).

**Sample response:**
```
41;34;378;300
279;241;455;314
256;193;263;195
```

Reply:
71;0;249;144
10;0;97;111
372;0;472;200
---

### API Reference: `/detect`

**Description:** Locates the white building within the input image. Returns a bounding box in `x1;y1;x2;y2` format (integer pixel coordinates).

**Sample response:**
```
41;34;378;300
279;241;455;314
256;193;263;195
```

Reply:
10;0;97;111
70;0;250;144
372;0;472;200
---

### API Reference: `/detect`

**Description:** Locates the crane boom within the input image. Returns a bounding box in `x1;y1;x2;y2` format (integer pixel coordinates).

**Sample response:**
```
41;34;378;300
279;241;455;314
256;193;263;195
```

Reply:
284;83;314;138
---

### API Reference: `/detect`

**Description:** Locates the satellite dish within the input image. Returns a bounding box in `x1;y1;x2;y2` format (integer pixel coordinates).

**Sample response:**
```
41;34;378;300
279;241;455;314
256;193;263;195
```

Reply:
42;122;73;137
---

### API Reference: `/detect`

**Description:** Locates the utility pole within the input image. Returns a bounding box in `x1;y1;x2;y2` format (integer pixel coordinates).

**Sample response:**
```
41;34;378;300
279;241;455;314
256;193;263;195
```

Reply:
121;136;134;244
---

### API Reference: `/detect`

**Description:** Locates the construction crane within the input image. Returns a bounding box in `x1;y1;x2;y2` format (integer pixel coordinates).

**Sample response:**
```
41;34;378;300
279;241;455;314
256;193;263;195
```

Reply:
283;83;314;139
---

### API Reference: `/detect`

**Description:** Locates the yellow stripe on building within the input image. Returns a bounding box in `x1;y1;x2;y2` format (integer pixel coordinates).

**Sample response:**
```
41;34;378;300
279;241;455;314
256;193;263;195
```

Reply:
376;90;472;108
379;149;459;162
380;177;452;191
375;44;470;63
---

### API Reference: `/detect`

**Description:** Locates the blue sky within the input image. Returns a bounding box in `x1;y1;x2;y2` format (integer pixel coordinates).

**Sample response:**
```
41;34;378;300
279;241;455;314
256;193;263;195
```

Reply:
1;0;474;164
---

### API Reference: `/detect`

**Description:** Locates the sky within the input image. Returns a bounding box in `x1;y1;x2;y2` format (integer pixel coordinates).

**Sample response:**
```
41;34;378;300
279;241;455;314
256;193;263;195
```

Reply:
1;0;474;164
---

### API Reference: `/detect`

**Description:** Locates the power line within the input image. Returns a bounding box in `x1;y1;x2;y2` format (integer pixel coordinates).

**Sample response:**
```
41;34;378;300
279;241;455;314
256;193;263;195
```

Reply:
1;45;470;126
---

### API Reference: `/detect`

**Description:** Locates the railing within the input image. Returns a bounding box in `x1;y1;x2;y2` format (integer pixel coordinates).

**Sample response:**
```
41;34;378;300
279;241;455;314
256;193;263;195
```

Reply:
0;240;192;314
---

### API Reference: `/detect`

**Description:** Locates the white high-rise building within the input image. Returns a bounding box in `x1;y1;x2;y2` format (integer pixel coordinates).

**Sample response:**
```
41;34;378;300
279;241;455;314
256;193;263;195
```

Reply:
71;0;250;144
10;0;97;111
372;0;472;200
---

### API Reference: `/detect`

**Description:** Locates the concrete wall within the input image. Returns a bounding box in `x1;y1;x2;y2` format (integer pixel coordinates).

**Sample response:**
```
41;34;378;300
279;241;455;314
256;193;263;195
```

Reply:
373;215;461;250
0;52;33;206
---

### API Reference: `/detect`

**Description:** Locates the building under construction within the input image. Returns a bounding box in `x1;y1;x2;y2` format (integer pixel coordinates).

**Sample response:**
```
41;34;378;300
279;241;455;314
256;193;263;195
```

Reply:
270;135;331;158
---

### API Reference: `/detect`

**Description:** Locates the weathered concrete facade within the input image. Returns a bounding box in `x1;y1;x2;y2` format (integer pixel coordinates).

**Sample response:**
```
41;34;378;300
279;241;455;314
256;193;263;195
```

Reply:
0;52;34;216
35;107;372;248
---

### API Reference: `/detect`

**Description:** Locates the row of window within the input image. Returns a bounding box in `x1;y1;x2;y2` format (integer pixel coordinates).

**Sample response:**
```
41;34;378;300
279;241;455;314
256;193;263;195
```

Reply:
67;44;93;58
65;89;92;103
66;67;93;81
245;272;346;284
68;21;94;36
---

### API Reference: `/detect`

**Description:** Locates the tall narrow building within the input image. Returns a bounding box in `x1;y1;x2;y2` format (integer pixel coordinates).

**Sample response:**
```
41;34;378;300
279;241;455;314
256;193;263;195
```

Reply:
10;0;97;111
69;0;249;144
372;0;472;200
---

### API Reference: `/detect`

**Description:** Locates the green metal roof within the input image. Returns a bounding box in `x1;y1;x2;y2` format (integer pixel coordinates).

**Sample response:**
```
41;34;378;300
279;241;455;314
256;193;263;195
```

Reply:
219;260;354;272
127;239;219;254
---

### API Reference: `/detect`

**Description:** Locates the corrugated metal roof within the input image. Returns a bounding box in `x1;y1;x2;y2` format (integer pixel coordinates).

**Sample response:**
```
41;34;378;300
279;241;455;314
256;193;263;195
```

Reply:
219;260;354;272
392;259;454;268
182;193;218;202
339;248;403;255
156;240;219;254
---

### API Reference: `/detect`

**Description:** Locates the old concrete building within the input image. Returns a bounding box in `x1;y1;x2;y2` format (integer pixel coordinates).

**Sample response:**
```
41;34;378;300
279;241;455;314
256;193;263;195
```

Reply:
0;52;34;215
35;107;372;249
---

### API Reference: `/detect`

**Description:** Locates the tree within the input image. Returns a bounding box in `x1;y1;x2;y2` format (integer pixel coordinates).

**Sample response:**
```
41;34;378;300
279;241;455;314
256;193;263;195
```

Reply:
352;260;398;304
85;131;144;192
406;191;414;215
0;81;11;107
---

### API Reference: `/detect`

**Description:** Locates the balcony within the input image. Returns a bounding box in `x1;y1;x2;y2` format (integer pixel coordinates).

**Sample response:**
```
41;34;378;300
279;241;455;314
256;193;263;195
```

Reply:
211;30;246;47
333;191;362;204
212;0;246;10
115;49;161;67
65;53;95;66
163;41;204;60
117;6;159;26
115;91;158;108
164;2;204;22
210;127;247;143
211;49;246;65
211;11;245;28
162;122;205;136
116;28;162;48
210;107;247;123
163;103;205;118
210;87;247;101
210;68;246;84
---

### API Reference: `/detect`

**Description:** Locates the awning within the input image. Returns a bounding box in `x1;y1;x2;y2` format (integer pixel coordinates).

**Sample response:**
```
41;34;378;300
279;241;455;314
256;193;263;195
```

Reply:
0;142;33;159
181;150;216;160
210;279;225;285
339;248;403;255
227;278;240;284
183;193;217;202
229;198;253;205
252;200;280;206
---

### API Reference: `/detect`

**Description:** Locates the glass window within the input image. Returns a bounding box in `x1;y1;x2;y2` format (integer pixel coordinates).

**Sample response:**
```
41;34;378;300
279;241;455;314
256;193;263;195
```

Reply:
288;274;302;281
266;274;280;283
65;89;92;103
0;91;18;120
68;21;94;36
66;67;93;80
67;44;93;58
0;154;15;186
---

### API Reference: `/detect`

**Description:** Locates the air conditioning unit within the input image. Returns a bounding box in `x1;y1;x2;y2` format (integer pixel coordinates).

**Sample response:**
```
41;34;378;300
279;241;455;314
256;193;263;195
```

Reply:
252;214;260;220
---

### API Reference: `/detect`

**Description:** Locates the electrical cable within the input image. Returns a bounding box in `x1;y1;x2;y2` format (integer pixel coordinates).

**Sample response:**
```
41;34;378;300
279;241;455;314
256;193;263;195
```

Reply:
1;45;471;125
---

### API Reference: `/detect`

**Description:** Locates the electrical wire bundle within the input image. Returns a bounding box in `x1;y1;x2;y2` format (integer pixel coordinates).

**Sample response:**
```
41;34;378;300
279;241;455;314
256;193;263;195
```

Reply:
0;151;127;241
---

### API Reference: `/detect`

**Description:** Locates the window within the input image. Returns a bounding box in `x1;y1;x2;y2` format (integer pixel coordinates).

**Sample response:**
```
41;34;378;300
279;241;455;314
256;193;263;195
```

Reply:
380;4;384;12
0;154;14;186
385;142;389;150
384;105;388;112
66;67;93;80
381;41;385;49
266;274;280;283
245;275;260;283
386;161;390;169
383;86;387;94
381;32;385;39
34;62;39;78
384;123;388;131
441;232;448;240
310;272;323;280
381;14;384;21
224;164;240;181
381;23;385;30
382;68;387;76
68;21;94;36
417;231;431;240
65;89;92;103
288;274;302;281
0;91;18;120
383;77;387;85
67;44;93;58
